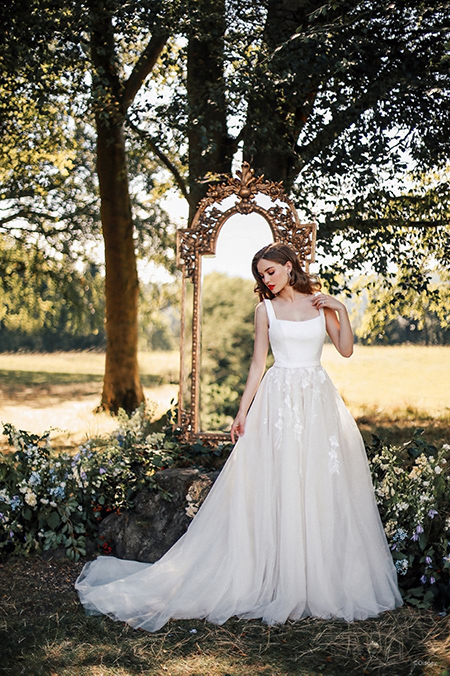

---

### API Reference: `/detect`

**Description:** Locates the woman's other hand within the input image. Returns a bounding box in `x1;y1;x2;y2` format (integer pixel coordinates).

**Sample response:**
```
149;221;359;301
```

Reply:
230;411;247;444
311;292;345;312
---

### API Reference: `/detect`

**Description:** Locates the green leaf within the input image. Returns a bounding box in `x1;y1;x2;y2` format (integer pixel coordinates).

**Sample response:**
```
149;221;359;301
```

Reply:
419;532;428;551
46;511;61;530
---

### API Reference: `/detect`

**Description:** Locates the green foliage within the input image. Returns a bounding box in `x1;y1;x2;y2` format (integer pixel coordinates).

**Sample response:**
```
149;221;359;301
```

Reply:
1;0;449;352
367;430;450;610
367;430;450;612
351;268;450;345
200;272;261;430
138;279;181;351
0;402;233;562
0;241;105;350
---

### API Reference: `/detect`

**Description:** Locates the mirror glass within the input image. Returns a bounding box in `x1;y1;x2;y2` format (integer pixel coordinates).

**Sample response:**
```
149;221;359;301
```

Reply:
198;211;274;433
182;277;194;415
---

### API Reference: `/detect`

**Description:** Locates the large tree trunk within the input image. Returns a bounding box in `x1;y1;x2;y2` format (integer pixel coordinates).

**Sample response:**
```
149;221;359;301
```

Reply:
96;115;145;413
243;0;323;189
187;0;233;222
90;2;167;413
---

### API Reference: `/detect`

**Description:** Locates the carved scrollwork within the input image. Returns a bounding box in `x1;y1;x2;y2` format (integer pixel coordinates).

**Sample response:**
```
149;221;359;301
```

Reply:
175;162;317;444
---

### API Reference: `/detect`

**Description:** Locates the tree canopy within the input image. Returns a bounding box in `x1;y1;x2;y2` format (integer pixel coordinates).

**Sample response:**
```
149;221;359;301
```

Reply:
1;0;449;409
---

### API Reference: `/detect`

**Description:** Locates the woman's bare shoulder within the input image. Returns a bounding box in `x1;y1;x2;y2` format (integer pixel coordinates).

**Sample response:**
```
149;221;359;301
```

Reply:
255;300;269;322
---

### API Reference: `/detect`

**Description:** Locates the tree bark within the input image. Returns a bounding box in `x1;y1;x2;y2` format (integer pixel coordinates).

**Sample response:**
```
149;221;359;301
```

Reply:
186;0;233;222
243;0;323;189
89;3;167;413
96;115;145;413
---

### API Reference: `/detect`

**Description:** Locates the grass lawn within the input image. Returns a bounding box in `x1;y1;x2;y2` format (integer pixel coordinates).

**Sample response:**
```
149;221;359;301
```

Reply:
0;351;180;453
0;346;448;451
0;555;449;676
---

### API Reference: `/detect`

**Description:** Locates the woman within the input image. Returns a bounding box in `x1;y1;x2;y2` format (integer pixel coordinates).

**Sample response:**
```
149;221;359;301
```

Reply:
75;242;403;632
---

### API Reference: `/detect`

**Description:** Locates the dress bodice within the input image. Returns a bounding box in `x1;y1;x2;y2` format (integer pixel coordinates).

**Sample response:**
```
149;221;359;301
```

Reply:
263;293;326;367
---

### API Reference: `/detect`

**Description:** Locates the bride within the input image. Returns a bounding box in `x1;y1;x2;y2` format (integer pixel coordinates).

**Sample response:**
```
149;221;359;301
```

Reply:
75;242;404;632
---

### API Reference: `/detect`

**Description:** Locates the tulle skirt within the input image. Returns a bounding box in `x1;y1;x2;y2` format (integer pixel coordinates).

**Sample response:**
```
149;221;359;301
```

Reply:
75;364;404;632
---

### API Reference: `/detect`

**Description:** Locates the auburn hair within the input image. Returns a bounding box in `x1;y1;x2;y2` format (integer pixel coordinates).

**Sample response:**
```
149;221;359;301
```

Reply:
251;242;321;300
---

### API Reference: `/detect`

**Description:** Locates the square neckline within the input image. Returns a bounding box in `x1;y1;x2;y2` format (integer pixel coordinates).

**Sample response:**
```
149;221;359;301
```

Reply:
267;297;322;323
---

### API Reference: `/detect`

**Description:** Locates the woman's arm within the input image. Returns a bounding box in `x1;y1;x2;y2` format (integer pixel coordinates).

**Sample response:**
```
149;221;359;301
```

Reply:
238;302;269;414
312;292;353;357
230;302;269;442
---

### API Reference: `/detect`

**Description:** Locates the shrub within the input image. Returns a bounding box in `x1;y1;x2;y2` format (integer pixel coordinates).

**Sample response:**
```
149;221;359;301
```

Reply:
367;430;450;613
0;403;232;562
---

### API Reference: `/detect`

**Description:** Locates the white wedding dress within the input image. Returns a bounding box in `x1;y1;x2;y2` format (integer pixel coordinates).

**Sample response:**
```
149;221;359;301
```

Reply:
75;295;404;631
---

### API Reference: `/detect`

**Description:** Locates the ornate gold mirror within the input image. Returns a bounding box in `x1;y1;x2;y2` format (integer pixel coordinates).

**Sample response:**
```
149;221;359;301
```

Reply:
175;162;317;444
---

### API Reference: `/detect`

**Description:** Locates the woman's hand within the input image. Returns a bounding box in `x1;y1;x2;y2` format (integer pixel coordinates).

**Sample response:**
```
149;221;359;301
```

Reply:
230;410;247;444
311;292;345;312
313;292;354;357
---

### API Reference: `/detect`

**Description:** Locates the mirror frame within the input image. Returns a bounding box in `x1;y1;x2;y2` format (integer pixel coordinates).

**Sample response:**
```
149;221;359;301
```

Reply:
175;162;317;444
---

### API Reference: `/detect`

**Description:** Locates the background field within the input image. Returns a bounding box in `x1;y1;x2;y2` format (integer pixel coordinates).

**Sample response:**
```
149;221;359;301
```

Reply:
0;345;448;453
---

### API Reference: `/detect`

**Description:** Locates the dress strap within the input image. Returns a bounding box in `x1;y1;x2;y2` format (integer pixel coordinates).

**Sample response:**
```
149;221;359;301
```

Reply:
263;298;275;328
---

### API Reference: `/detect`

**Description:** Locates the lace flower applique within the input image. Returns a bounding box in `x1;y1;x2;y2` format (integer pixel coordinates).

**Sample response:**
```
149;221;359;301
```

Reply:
328;435;340;474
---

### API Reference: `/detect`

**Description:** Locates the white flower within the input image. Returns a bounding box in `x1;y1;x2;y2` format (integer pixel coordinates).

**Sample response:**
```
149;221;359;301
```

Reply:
25;492;37;507
435;466;442;474
40;498;49;505
50;501;57;507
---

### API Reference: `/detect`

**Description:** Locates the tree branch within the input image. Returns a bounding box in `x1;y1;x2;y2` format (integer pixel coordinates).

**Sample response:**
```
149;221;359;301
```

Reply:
90;2;123;103
296;72;413;162
318;220;447;237
123;33;169;110
127;118;192;206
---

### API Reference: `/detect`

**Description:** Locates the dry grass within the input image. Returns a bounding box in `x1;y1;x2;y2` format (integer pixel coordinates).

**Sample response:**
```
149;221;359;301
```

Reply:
0;351;179;453
0;347;448;453
0;555;449;676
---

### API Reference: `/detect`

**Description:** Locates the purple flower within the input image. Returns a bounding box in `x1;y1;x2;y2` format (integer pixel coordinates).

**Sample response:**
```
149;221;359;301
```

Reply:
425;556;432;565
428;509;438;519
416;524;424;534
9;530;14;539
411;533;419;541
430;576;436;584
80;471;87;480
99;467;106;475
420;575;427;584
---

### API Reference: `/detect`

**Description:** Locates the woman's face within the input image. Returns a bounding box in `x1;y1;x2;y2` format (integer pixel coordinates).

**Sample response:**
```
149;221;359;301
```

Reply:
256;258;291;294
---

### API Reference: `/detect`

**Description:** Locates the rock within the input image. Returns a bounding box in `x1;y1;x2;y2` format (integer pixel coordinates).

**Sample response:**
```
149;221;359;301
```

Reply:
96;467;220;563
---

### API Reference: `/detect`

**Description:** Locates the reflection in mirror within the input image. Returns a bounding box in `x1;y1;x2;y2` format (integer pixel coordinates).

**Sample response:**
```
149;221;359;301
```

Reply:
198;213;274;434
182;277;194;414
